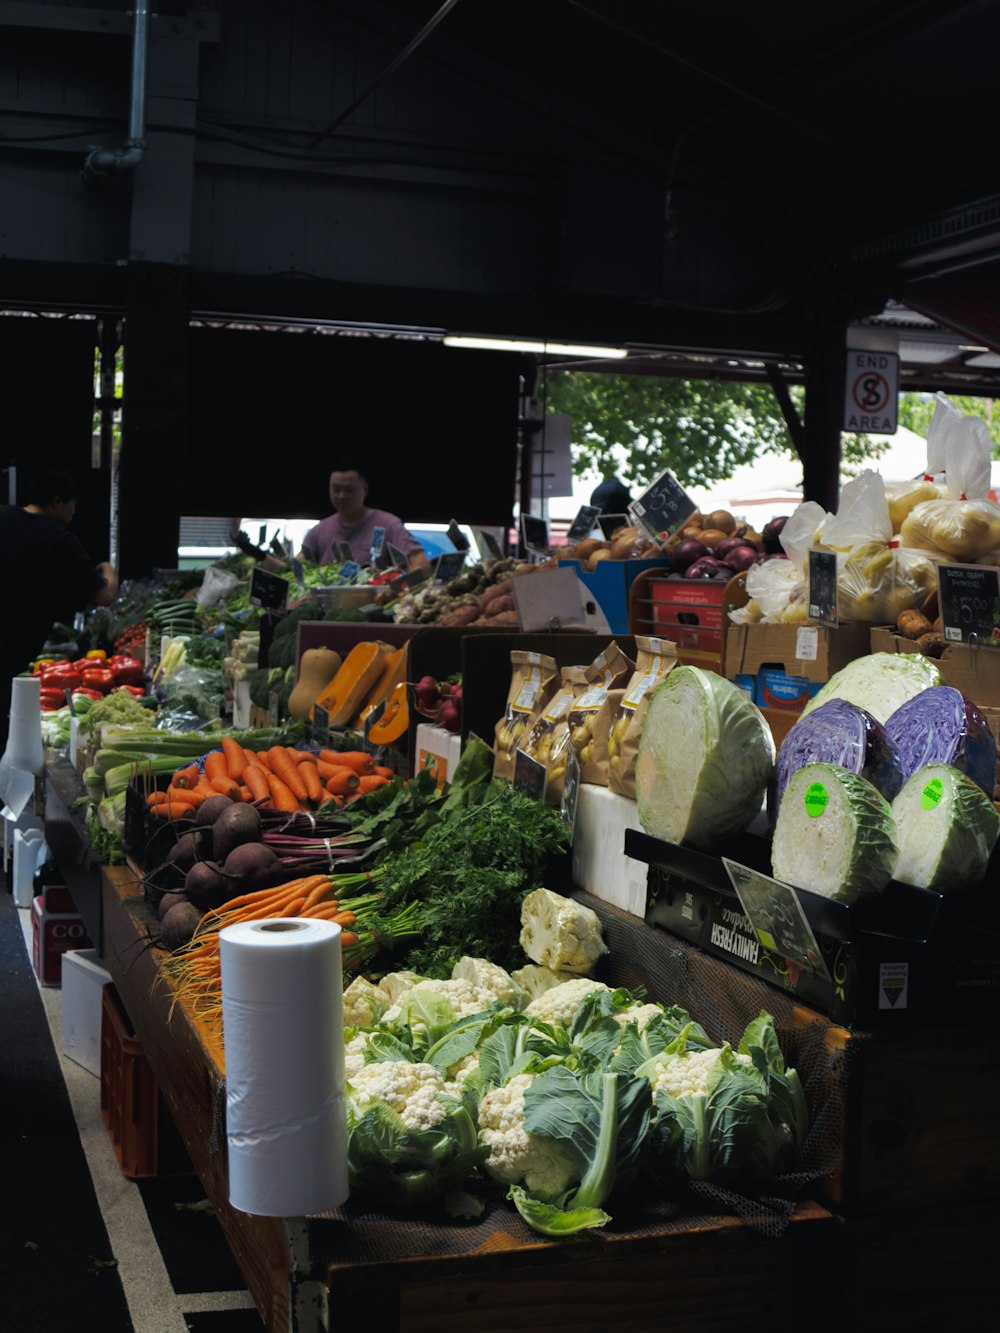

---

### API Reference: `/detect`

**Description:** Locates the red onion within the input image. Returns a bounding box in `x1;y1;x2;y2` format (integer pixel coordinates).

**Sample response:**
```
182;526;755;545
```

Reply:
685;555;728;579
670;537;709;573
722;544;760;573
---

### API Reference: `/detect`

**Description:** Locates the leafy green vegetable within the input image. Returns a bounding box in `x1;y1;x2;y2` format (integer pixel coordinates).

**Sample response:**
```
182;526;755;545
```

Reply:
890;762;1000;890
801;651;942;726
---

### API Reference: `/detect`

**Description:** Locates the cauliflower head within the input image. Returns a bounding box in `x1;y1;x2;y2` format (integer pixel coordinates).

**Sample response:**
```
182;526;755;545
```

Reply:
381;977;494;1029
477;1072;578;1199
519;887;608;975
378;971;426;1004
510;963;578;1002
451;956;520;1006
344;1030;375;1080
342;976;390;1030
613;1002;665;1032
347;1060;455;1133
649;1046;752;1100
524;976;610;1027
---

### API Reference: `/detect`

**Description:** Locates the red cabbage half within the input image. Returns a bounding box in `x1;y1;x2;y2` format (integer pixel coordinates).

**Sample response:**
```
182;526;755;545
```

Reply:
884;686;998;797
771;699;904;821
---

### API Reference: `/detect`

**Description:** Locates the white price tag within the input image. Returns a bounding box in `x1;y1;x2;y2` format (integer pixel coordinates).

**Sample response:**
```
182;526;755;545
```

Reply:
795;626;819;662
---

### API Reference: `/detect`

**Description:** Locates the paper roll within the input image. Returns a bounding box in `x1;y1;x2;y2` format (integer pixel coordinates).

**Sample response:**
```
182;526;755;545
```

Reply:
7;677;44;775
220;917;349;1216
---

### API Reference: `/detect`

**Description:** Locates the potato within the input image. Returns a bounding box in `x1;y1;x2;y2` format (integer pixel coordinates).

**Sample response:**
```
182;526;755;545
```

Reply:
896;609;933;640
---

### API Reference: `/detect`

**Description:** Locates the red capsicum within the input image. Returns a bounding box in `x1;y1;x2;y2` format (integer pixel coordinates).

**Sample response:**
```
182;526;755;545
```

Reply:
108;655;146;688
39;688;67;710
80;667;115;694
113;684;146;698
71;686;105;702
39;665;83;691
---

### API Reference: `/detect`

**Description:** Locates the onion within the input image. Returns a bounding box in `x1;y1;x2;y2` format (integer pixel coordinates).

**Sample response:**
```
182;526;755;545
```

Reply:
670;537;709;573
712;535;747;559
685;555;728;579
697;528;730;549
708;510;737;535
762;516;790;554
723;544;760;573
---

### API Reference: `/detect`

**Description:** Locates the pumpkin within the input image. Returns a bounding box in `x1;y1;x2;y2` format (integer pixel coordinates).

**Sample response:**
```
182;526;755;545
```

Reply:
287;647;342;722
367;679;409;745
312;641;390;727
352;643;409;730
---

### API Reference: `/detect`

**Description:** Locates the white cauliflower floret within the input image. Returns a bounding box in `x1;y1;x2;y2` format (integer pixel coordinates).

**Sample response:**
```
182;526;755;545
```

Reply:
344;1031;373;1080
347;1061;453;1132
524;977;610;1027
378;971;425;1004
510;963;577;1002
477;1072;578;1199
445;1052;480;1094
519;887;608;975
650;1046;752;1100
613;1003;664;1032
451;956;519;1005
342;976;390;1030
381;977;492;1028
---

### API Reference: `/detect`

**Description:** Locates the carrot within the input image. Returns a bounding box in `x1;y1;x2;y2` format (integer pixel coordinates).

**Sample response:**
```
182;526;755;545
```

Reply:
268;747;309;802
300;761;325;807
356;774;389;794
209;877;317;916
147;792;190;819
221;736;247;783
319;749;374;775
164;785;203;807
246;748;271;772
372;766;395;780
210;775;241;800
238;786;252;803
326;769;360;796
317;759;348;781
266;771;302;812
203;750;229;784
172;764;201;790
242;746;258;768
243;765;271;803
292;749;318;765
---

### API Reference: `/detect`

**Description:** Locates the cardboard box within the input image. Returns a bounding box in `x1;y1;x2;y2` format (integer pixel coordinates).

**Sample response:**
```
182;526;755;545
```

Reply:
61;948;113;1076
754;666;824;713
31;894;92;987
415;722;462;787
870;628;1000;710
725;620;872;683
558;558;671;635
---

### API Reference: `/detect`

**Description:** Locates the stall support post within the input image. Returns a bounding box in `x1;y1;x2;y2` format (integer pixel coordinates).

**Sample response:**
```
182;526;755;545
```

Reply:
802;320;848;514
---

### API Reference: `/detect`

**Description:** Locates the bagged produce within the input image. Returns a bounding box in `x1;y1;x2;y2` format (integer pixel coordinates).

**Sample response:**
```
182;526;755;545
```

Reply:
519;666;589;804
884;685;998;797
635;666;774;848
492;650;559;781
900;397;1000;560
607;637;679;798
565;641;633;786
771;762;898;903
771;699;904;821
890;763;1000;890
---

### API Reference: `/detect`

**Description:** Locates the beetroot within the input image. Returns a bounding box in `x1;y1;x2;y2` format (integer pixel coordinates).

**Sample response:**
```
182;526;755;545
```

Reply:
184;860;228;909
167;829;210;875
222;842;282;891
157;890;188;921
159;901;203;951
211;803;262;863
195;795;234;827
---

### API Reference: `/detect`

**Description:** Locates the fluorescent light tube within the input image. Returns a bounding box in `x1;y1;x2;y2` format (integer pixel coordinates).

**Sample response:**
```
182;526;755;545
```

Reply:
442;335;628;358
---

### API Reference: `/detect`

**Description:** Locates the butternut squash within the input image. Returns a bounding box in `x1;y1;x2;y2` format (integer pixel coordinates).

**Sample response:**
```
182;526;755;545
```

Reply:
353;643;409;730
367;679;409;745
313;641;390;727
287;647;342;722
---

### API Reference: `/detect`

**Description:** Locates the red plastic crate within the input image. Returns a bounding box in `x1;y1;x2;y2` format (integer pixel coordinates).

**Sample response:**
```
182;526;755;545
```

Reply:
642;576;728;653
99;984;191;1178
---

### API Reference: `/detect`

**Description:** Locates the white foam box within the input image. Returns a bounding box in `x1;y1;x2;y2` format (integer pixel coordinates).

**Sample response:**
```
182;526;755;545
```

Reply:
571;785;649;917
414;723;462;789
61;948;113;1076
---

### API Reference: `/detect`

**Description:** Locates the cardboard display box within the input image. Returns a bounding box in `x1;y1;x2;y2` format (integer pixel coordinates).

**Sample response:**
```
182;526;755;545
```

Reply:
557;557;671;634
725;619;873;684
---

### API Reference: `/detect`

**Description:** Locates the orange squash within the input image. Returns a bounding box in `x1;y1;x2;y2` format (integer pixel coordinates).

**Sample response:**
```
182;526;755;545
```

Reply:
367;679;409;745
312;641;389;727
352;643;409;730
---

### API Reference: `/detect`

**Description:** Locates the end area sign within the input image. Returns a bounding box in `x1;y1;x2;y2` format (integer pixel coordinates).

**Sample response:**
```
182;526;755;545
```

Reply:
844;349;899;434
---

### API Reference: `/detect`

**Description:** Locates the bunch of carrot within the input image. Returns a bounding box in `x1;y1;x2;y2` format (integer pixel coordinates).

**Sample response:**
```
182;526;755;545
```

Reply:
146;740;394;819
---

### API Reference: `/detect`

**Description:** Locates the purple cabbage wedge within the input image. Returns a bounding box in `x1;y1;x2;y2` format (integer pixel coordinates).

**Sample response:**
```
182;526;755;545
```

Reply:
884;686;998;797
771;699;905;823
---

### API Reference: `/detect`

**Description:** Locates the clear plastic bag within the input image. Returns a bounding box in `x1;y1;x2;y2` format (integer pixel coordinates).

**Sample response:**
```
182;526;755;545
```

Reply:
900;398;1000;560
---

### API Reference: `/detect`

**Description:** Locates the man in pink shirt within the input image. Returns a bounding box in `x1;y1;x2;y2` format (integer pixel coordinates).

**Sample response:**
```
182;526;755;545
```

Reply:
299;465;430;572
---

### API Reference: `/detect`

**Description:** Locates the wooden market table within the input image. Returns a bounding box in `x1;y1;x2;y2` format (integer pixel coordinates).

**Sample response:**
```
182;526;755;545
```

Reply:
99;866;837;1333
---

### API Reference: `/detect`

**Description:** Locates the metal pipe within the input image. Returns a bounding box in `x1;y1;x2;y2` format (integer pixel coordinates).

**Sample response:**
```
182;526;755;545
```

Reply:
82;2;151;184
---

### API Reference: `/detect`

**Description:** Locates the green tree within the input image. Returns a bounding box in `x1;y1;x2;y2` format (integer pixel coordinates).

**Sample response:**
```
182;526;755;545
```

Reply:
543;371;887;487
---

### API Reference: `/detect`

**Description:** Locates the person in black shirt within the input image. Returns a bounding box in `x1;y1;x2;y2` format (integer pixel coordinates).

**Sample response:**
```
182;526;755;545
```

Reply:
0;469;117;754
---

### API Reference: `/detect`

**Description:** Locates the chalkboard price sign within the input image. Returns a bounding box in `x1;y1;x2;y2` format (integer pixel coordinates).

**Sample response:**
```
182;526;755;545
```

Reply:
724;859;830;980
598;512;629;539
312;703;330;746
249;566;289;613
808;549;839;626
434;550;467;582
520;513;550;555
337;541;355;564
566;504;601;543
446;519;470;551
513;748;547;801
629;469;696;543
386;541;408;569
938;563;1000;647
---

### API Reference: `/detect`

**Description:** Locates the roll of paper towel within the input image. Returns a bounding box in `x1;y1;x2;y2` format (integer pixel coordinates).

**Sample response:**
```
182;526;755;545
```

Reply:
220;917;349;1216
7;676;44;776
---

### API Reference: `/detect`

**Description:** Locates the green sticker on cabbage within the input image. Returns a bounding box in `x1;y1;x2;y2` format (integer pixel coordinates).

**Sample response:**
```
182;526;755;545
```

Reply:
920;777;944;810
804;783;828;817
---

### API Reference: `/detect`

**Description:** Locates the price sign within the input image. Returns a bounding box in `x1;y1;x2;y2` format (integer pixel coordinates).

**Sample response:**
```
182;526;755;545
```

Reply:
566;504;601;543
629;469;696;543
434;550;467;582
474;527;505;561
560;743;581;839
598;512;629;539
337;541;355;564
369;526;386;566
512;748;547;801
446;518;471;551
520;513;550;555
249;566;289;613
386;541;408;569
312;703;330;746
808;549;839;627
938;563;1000;647
724;859;830;980
268;690;280;727
290;557;305;588
401;565;428;589
339;561;360;584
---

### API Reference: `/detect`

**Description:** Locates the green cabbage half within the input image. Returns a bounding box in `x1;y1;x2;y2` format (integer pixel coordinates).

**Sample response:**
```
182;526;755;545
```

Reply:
771;762;898;902
890;762;1000;891
800;651;942;726
635;666;774;849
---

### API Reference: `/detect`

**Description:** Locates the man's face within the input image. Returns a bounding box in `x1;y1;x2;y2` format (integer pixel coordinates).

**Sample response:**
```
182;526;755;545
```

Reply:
329;471;367;518
49;496;76;526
